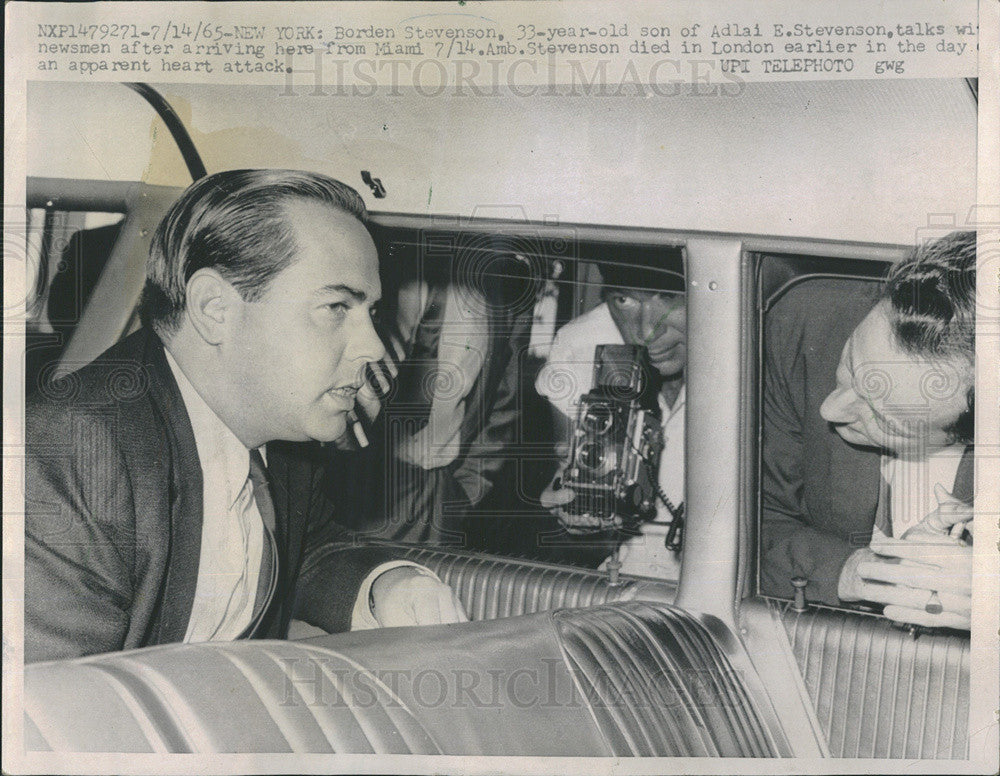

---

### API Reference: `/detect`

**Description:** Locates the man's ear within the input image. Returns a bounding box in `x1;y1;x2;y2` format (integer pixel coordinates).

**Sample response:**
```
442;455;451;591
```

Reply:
184;268;240;345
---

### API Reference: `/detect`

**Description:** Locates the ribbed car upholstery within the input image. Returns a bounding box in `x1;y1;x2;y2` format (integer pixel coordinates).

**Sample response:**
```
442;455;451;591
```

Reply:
25;640;443;753
26;601;780;756
553;603;779;757
383;543;677;619
775;601;970;759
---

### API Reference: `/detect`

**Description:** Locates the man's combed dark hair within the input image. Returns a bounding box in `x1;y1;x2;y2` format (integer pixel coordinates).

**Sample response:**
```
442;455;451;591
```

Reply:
140;169;368;335
882;230;976;443
596;243;685;294
883;230;976;359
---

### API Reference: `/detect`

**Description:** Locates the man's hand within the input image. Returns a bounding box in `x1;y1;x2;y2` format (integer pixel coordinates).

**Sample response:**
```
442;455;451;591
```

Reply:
369;566;469;628
395;398;466;470
540;469;615;533
838;531;972;630
901;484;973;541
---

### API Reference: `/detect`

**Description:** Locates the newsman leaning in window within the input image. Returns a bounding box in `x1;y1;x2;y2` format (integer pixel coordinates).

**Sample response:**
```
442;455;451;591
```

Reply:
761;231;975;631
25;169;467;663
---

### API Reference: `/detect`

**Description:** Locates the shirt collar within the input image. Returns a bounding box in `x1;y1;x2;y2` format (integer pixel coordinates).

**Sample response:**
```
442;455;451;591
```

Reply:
657;383;686;417
164;348;255;510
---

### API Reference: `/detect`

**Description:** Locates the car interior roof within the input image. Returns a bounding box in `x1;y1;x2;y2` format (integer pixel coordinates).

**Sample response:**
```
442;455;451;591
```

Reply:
27;79;975;246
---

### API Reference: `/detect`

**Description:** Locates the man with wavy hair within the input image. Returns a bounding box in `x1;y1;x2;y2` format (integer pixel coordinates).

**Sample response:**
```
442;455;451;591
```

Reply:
25;169;466;663
762;231;975;630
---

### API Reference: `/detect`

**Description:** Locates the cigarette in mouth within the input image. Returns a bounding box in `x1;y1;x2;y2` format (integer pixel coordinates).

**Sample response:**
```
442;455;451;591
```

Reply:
348;410;369;448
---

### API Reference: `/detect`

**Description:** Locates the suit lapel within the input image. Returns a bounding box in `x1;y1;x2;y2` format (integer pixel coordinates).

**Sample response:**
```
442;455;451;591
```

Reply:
139;330;205;644
258;443;311;634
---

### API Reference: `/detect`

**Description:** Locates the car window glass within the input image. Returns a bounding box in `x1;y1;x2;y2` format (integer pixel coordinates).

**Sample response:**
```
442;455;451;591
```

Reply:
329;227;687;582
24;209;125;395
757;260;896;615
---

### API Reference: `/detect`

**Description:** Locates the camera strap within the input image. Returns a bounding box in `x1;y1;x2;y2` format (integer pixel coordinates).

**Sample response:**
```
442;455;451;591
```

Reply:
648;480;684;552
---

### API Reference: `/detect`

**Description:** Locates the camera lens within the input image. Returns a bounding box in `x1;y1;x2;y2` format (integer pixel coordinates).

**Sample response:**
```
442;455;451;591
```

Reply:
582;403;614;434
576;441;606;472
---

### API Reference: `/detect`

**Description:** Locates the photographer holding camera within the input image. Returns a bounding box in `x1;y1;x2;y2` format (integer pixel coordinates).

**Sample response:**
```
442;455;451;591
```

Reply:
536;254;686;579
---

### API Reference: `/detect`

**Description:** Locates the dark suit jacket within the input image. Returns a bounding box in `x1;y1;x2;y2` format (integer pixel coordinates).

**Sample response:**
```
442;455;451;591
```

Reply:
26;328;393;663
759;278;973;605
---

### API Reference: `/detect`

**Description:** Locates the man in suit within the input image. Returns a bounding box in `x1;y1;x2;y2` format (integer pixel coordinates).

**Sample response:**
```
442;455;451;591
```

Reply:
759;276;883;605
25;169;466;663
761;231;975;630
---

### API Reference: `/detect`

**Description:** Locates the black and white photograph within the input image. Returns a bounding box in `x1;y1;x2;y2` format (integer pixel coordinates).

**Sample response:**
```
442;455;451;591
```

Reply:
4;1;998;773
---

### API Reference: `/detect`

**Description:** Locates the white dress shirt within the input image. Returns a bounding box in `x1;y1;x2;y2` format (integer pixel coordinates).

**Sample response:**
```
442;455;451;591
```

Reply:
165;350;265;642
614;388;684;580
165;349;438;639
882;447;964;538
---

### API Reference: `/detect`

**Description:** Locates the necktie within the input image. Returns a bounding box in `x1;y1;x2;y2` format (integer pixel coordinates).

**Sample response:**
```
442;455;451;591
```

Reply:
248;449;277;621
874;465;893;538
